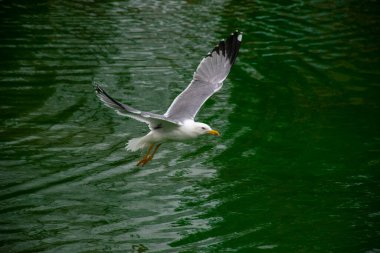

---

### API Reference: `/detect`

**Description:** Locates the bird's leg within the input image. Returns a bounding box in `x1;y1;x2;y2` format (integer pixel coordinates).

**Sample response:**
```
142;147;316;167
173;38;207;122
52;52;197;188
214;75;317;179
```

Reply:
137;144;154;166
146;143;161;163
136;143;162;167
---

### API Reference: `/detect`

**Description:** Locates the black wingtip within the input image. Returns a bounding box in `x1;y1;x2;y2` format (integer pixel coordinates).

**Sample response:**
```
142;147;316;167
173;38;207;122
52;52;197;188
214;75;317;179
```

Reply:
94;81;105;96
93;82;128;112
228;31;243;64
206;31;243;64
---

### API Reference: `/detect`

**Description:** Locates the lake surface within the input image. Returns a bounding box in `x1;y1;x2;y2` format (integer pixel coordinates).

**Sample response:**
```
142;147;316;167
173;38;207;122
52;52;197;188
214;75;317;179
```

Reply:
1;0;379;252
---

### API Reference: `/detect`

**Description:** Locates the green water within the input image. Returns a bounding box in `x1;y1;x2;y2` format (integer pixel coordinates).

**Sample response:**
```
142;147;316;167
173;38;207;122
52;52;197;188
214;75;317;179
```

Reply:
1;1;379;252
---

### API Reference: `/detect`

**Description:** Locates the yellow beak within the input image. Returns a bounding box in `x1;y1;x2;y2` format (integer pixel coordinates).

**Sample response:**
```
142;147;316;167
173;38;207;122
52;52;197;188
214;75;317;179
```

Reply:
207;129;220;136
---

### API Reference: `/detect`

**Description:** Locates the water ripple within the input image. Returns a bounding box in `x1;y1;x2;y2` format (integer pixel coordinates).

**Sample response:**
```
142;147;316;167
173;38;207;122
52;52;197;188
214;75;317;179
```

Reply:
1;0;380;252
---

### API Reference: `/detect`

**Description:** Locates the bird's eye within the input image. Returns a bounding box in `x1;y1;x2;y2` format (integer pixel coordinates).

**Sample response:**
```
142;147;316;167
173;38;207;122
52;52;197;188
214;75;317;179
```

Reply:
201;127;206;130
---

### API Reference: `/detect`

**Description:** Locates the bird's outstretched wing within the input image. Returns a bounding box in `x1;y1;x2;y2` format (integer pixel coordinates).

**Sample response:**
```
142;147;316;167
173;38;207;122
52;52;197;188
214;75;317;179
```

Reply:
95;83;181;128
164;31;242;122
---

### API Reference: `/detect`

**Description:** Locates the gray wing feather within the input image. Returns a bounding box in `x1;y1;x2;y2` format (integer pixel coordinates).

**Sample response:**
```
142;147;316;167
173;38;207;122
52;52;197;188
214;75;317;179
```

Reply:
164;31;242;122
95;83;181;128
163;80;221;121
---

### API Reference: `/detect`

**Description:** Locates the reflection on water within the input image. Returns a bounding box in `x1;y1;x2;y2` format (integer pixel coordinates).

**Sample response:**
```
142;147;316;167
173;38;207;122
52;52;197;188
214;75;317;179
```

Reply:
1;0;379;252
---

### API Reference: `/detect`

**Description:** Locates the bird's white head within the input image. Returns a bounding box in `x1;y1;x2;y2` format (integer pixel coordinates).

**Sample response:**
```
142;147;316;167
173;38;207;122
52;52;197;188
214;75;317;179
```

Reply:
190;122;220;137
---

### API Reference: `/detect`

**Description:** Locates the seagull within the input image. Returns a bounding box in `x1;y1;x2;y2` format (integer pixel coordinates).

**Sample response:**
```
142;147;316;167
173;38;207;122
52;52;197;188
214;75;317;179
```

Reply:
95;31;242;166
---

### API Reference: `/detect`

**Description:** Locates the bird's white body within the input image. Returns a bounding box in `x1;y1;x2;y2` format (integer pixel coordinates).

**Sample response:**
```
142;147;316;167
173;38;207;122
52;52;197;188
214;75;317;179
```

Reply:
126;120;214;151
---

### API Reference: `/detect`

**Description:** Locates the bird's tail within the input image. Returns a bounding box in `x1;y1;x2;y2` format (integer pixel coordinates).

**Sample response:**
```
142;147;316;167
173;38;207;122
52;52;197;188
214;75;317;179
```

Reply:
126;136;148;152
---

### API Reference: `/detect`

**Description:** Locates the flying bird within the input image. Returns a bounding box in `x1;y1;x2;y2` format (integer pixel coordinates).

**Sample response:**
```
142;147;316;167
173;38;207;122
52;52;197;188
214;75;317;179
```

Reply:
95;31;242;166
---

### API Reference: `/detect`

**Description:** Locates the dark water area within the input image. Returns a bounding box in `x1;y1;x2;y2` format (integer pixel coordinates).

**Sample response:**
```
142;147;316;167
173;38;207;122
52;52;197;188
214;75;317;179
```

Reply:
1;0;379;252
